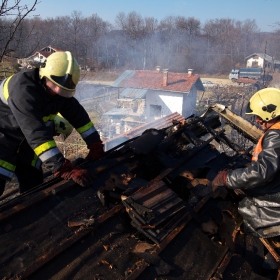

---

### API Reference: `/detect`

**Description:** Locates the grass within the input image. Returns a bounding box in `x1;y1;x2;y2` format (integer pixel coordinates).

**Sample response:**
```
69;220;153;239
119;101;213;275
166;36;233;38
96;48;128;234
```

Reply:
0;59;18;80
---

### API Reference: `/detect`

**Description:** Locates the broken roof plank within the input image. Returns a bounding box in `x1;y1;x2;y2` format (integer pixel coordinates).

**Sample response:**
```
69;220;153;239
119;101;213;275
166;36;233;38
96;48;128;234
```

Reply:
202;104;262;143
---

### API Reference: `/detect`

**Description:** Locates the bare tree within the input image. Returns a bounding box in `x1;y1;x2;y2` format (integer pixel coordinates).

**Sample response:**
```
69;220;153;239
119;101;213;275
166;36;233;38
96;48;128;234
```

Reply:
0;0;38;61
202;19;244;72
157;16;177;67
115;11;147;68
84;14;111;68
175;16;201;44
0;4;268;75
115;11;145;40
142;17;158;69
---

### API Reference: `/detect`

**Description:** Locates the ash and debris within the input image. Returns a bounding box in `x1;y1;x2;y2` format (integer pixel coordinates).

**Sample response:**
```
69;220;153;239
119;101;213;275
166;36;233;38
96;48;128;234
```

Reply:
1;79;280;279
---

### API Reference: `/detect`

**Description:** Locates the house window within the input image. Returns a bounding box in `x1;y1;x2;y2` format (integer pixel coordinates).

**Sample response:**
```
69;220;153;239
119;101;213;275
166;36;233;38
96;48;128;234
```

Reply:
150;105;161;118
252;61;258;67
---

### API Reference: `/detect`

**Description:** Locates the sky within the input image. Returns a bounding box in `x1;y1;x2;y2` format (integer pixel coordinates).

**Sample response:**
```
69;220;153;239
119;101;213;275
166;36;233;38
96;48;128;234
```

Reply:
23;0;279;32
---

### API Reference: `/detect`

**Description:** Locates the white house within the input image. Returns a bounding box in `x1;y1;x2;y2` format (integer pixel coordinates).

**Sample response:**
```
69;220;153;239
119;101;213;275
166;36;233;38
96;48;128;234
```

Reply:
18;45;62;69
245;53;274;70
111;68;204;122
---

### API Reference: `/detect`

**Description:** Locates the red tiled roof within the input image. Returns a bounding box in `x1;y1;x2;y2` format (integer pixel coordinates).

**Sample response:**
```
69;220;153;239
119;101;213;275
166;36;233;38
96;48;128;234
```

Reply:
48;47;63;52
39;45;64;52
36;51;52;58
118;70;202;92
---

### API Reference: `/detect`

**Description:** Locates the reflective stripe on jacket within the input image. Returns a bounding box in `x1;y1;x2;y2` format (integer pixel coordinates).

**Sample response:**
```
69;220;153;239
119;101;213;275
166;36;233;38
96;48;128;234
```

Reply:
76;121;96;140
0;159;16;180
0;75;13;104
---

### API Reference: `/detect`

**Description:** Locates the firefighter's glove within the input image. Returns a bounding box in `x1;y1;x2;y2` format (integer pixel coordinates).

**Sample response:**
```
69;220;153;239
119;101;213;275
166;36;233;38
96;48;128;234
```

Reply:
53;159;94;187
53;159;73;180
67;168;95;187
86;141;105;161
212;170;230;192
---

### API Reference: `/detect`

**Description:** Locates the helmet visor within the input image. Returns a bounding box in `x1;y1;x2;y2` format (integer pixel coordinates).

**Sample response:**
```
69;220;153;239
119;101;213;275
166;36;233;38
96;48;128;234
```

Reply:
50;73;76;90
245;102;254;114
46;78;75;98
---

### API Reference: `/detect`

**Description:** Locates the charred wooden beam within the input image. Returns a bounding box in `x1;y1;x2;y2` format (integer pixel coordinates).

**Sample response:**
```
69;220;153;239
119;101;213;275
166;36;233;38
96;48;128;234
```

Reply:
201;104;262;143
160;114;220;148
0;153;134;223
150;131;223;186
259;238;280;263
211;251;232;279
16;204;124;279
119;129;165;155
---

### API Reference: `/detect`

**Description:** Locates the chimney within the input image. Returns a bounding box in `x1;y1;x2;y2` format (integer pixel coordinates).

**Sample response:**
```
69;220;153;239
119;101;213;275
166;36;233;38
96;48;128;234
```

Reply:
163;69;168;86
187;69;193;77
156;66;161;72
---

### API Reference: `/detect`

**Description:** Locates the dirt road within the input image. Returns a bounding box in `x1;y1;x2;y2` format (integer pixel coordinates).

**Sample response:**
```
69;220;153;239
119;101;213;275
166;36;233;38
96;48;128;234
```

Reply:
201;77;233;86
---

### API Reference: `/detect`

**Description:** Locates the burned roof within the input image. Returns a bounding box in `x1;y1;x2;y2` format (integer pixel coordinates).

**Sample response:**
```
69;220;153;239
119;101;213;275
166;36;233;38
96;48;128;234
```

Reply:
111;70;205;92
1;105;280;280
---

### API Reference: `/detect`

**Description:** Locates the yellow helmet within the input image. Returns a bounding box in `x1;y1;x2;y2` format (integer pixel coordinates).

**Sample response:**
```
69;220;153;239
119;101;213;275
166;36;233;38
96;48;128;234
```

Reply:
54;114;73;141
39;51;80;97
246;88;280;121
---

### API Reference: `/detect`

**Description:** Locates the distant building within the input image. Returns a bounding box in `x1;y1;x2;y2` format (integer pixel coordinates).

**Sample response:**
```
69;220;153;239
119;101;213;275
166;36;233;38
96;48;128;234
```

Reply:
245;53;274;70
102;95;146;139
102;68;204;139
17;45;62;69
111;68;204;120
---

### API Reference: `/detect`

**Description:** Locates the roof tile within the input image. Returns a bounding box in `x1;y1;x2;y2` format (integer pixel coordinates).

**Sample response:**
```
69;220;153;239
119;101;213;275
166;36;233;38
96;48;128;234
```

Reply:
116;70;203;92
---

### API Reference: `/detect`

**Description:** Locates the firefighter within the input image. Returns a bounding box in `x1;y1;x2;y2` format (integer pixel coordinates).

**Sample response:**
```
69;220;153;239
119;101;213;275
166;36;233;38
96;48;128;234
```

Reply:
7;114;74;194
212;87;280;238
0;51;104;196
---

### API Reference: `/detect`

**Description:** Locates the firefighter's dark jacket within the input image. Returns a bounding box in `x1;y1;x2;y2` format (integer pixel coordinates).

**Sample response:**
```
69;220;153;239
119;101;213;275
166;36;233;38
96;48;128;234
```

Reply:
0;69;100;180
226;123;280;238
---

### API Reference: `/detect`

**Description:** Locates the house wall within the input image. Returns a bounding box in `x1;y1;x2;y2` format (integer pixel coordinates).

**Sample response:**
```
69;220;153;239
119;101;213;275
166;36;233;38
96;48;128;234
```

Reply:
182;87;197;117
146;91;182;121
246;56;264;68
245;56;275;69
33;53;47;63
146;90;196;121
18;53;46;68
17;46;58;68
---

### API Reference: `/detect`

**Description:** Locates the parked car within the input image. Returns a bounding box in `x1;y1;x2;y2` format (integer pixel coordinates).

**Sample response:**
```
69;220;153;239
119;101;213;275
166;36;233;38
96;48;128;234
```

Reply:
202;80;218;88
